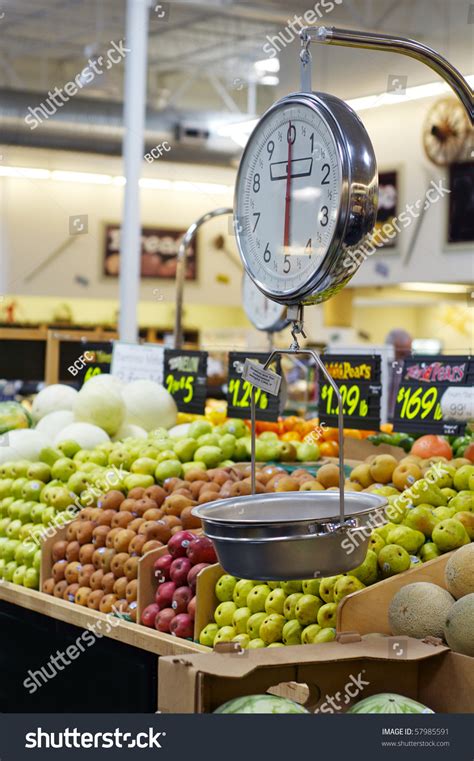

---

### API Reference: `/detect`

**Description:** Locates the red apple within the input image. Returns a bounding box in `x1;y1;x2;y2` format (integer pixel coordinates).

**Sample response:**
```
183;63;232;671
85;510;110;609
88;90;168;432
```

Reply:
167;530;195;558
153;553;173;583
169;556;192;586
154;607;175;633
171;585;193;614
187;562;210;592
188;595;197;619
141;602;160;628
169;613;194;639
155;580;176;608
186;536;217;565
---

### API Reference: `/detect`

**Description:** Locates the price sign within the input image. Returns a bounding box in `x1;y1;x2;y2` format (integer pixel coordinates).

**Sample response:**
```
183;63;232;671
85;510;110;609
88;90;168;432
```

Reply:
319;355;382;430
59;341;113;385
111;342;164;384
227;352;282;421
163;349;208;414
392;355;472;435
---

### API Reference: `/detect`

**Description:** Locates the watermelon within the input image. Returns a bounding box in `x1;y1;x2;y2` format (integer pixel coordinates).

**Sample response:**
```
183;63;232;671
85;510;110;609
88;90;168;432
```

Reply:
348;693;434;714
0;402;32;435
214;694;309;714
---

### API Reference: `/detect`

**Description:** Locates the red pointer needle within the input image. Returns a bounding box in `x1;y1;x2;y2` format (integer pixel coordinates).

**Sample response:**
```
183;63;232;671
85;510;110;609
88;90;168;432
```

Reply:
283;121;292;251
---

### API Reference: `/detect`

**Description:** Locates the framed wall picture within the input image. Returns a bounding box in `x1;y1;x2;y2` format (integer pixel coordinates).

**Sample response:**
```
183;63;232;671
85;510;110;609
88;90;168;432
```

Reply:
374;170;399;249
103;224;197;279
447;162;474;244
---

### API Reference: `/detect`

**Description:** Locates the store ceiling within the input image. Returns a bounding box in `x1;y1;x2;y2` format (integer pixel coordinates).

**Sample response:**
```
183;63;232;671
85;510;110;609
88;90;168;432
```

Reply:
0;0;472;162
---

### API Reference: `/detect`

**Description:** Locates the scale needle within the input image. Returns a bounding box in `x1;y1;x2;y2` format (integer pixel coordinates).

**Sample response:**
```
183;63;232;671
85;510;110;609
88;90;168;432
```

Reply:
283;121;292;251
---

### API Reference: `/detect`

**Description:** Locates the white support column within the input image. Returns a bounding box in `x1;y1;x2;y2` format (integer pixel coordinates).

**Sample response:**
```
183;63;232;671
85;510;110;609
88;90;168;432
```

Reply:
119;0;149;342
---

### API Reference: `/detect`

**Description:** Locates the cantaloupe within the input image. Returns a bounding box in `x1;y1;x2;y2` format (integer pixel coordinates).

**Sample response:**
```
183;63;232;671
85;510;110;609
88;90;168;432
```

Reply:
444;544;474;599
444;594;474;656
389;582;455;639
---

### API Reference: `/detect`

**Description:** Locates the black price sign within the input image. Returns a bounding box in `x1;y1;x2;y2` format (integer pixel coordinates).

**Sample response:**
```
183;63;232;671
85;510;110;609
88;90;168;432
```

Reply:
392;355;472;435
164;349;208;414
319;355;382;430
227;352;282;421
60;341;113;385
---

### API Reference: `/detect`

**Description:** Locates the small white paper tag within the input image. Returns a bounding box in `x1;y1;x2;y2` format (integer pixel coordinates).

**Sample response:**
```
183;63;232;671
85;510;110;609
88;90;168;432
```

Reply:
242;359;281;396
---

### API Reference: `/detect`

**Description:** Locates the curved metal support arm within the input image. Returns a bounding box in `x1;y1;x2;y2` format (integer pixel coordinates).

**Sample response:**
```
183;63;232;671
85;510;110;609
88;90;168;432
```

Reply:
251;348;346;527
174;207;233;349
300;26;473;123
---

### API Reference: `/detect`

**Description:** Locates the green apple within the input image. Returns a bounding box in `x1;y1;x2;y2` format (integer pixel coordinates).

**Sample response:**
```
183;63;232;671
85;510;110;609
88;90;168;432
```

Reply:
188;420;213;439
301;624;322;644
214;601;237;628
214;626;236;644
215;574;237;602
27;463;52;484
349;549;379;585
3;560;17;582
378;544;411;577
0;478;13;499
6;519;22;540
333;576;365;603
232;634;250;648
295;594;324;625
247;584;271;613
23;567;39;589
453;465;474;492
233;606;251;634
194;446;223;468
221;419;248;438
199;623;219;647
386;526;425;554
265;588;287;616
280;580;303;595
260;613;285;644
233;579;256;607
296;442;320;462
247;612;267;639
12;563;27;585
282;619;303;645
302;579;321;596
173;438;198;463
131;457;157;476
11;478;29;500
283;593;303;620
125;473;155;491
218;434;236;460
418;541;441;562
39;447;63;466
51;458;76;482
317;602;337;628
432;519;470;551
154;461;183;482
248;638;266;649
319;576;344;603
314;627;336;643
21;480;44;502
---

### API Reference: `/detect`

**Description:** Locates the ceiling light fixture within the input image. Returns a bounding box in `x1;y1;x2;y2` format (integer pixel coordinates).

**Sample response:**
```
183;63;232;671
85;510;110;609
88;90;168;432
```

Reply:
399;282;471;294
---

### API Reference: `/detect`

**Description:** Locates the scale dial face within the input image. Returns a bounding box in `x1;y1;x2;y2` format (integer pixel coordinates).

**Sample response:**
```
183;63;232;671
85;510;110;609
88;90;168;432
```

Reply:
235;92;378;306
242;272;289;332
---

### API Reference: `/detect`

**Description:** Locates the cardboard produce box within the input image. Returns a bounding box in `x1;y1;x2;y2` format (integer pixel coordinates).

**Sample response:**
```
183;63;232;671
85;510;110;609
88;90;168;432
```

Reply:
158;635;474;714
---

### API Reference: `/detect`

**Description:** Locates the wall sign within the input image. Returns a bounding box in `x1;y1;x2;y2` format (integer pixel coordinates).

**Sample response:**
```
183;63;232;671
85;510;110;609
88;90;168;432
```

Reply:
164;349;208;414
103;224;197;280
319;354;382;430
227;352;282;421
391;355;472;435
448;162;474;244
111;342;164;384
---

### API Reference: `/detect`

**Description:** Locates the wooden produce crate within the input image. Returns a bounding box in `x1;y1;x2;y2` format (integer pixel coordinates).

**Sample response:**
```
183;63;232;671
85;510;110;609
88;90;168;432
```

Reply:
337;551;454;635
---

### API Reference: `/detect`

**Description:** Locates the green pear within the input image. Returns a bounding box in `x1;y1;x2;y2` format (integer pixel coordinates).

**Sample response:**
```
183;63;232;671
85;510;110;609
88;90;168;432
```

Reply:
453;465;474;491
369;532;385;555
333;575;365;603
295;594;324;625
214;626;236;644
39;448;63;466
173;437;198;463
265;588;287;616
248;638;266;649
234;438;249;461
233;579;256;607
402;505;439;538
411;482;447;507
454;511;474;540
260;614;286;644
449;491;474;514
131;457;157;476
301;624;322;644
282;619;303;645
433;506;455;520
384;498;407;524
3;560;18;582
296;441;320;462
432;519;470;552
12;563;27;585
221;419;248;438
283;593;303;620
317;602;337;628
302;579;321;596
233;607;251;634
21;481;43;503
247;584;271;613
378;544;411;577
26;463;51;483
349;549;379;585
441;488;457;501
418;541;441;562
424;465;455;489
373;522;396;542
215;574;237;603
232;634;250;648
188;420;213;439
247;613;267;639
386;525;425;554
218;434;236;460
154;462;182;483
314;627;336;643
11;479;28;500
194;446;223;468
108;449;133;470
319;575;344;603
58;440;81;458
199;623;219;647
214;601;237;627
280;580;303;594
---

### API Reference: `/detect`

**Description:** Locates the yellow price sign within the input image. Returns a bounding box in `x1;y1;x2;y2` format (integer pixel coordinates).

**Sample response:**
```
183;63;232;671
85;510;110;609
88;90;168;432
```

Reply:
396;386;443;421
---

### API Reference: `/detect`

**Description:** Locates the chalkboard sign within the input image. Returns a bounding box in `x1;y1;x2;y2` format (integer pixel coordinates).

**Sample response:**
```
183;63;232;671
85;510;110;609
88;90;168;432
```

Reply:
319;354;382;430
227;352;282;421
0;339;46;383
163;349;208;414
59;341;113;385
391;355;472;435
448;162;474;243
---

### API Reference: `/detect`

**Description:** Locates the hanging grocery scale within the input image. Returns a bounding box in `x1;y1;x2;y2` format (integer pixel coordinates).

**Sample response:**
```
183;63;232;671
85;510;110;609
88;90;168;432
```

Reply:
193;27;473;580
